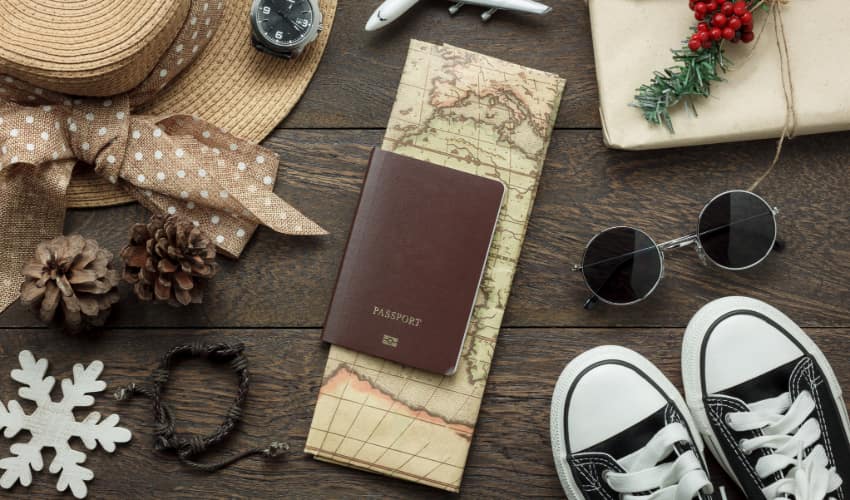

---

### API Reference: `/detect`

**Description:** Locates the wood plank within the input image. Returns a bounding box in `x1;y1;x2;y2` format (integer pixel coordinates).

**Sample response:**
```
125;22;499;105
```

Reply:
0;327;846;498
281;0;599;129
2;129;849;329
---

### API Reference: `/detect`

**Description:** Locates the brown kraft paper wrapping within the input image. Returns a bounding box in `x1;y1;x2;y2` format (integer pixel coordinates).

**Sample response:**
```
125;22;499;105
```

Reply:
587;0;850;150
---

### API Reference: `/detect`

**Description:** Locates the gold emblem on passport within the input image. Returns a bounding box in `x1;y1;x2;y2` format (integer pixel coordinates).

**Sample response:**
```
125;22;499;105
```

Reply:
382;335;399;348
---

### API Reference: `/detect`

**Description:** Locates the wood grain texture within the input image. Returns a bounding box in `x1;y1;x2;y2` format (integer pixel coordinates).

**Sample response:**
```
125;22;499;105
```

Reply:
0;327;846;499
3;129;848;329
281;0;598;129
2;1;850;497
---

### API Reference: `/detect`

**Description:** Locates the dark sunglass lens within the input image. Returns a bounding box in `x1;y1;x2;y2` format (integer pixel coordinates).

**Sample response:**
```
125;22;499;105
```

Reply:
582;227;662;304
698;191;776;269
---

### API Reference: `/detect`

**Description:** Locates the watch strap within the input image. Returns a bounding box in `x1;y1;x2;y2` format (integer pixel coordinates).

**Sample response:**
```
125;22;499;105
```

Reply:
251;35;294;59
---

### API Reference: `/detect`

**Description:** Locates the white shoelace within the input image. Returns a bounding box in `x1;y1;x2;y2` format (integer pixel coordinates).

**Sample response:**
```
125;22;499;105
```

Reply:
604;422;714;500
726;391;843;500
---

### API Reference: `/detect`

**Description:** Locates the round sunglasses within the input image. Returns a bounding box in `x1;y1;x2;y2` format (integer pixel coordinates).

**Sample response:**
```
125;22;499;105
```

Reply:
573;190;781;309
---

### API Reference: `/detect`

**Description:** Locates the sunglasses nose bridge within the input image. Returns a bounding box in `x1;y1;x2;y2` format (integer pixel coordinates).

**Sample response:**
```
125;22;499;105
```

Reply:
657;232;712;267
658;233;698;252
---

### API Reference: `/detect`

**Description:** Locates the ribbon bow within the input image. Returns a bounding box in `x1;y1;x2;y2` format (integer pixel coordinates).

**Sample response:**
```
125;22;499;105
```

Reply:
0;0;326;313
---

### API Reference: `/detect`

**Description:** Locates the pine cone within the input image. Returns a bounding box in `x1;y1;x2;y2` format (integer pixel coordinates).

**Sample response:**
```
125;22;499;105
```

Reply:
120;214;218;306
20;235;120;333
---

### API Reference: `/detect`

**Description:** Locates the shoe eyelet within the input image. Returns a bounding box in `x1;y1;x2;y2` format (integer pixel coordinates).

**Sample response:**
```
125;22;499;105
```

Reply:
738;439;750;454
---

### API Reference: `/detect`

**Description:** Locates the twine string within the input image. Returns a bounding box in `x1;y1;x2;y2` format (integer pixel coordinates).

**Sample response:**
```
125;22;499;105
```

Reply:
114;342;289;473
748;0;796;191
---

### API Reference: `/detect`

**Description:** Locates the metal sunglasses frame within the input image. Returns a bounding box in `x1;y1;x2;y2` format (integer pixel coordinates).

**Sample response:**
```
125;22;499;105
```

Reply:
572;190;781;309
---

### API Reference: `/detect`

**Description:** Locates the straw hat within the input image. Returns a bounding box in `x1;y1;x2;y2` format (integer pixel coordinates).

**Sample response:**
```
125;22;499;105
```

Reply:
0;0;336;207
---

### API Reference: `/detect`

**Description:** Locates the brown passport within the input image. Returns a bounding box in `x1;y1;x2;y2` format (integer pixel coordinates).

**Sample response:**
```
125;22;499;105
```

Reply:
322;148;505;375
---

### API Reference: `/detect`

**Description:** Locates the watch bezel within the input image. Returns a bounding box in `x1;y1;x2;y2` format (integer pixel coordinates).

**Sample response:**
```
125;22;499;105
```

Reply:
249;0;321;51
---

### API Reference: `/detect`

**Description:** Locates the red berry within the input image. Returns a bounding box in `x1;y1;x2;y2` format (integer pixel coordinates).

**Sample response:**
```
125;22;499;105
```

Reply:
698;22;709;31
741;12;753;24
733;1;747;16
721;1;734;15
707;1;718;11
722;27;735;39
702;40;713;48
689;38;703;51
712;13;728;27
741;31;755;42
695;11;706;20
698;31;711;43
742;22;754;32
728;16;742;30
695;2;708;14
710;27;723;40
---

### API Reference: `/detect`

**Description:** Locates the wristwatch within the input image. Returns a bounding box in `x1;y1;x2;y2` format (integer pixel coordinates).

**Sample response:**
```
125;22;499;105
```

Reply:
249;0;323;59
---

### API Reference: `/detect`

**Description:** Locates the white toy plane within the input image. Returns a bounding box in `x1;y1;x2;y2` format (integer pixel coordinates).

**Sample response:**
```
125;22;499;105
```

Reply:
365;0;552;31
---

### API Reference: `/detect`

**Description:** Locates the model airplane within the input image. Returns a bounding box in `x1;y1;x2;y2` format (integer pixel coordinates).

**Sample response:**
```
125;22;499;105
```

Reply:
365;0;552;31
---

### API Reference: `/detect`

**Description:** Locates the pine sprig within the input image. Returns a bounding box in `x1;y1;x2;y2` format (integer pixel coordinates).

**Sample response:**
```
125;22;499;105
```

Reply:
632;39;729;133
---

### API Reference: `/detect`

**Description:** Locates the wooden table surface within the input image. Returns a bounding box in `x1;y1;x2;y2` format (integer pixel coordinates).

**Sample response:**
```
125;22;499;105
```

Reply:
2;1;849;498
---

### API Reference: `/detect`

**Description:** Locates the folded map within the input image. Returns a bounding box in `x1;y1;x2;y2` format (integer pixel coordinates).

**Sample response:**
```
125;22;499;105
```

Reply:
305;39;565;492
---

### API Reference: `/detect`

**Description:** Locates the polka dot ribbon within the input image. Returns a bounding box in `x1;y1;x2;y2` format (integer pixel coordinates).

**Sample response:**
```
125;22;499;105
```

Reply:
0;0;326;313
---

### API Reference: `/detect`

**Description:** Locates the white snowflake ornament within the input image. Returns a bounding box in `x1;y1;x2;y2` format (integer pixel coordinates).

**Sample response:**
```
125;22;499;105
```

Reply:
0;350;132;498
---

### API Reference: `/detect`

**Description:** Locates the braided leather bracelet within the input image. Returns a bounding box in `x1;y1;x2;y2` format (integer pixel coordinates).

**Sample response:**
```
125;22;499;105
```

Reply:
114;342;288;472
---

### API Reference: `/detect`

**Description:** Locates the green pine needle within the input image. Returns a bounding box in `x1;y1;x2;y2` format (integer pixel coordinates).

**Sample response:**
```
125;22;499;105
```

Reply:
632;38;730;133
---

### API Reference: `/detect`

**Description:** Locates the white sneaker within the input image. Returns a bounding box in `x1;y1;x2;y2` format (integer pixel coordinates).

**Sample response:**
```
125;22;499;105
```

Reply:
682;296;850;499
551;345;715;499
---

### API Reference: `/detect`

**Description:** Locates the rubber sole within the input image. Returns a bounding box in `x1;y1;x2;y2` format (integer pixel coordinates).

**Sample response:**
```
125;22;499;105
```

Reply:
550;345;708;499
681;296;850;496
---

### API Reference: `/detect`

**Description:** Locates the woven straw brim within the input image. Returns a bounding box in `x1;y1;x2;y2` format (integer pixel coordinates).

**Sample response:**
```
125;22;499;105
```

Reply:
65;0;337;208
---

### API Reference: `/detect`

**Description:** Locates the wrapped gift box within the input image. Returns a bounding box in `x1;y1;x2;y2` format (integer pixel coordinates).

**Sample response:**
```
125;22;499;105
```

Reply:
587;0;850;150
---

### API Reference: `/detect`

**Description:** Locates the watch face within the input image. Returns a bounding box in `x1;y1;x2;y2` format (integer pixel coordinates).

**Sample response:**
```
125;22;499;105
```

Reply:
254;0;314;47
